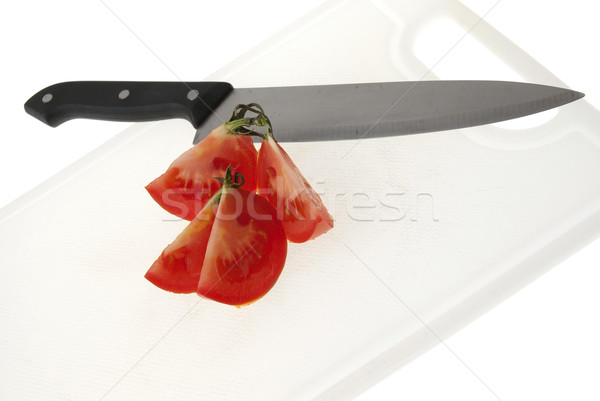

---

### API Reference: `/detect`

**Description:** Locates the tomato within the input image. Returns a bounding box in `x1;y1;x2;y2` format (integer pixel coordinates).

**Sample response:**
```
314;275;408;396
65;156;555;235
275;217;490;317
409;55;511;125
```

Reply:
256;135;333;243
146;170;287;306
144;200;216;293
145;124;257;221
197;187;287;306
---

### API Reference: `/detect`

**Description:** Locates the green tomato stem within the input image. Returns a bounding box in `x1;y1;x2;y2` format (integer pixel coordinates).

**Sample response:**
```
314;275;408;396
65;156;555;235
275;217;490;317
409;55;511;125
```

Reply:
225;103;275;141
211;165;245;204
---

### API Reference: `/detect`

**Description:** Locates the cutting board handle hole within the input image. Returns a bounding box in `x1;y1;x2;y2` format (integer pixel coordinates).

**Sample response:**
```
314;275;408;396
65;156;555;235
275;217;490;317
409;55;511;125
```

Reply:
412;17;523;82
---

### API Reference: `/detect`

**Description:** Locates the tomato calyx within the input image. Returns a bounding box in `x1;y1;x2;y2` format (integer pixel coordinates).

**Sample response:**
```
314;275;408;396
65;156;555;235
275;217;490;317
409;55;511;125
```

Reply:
211;164;245;204
214;164;245;188
224;103;274;141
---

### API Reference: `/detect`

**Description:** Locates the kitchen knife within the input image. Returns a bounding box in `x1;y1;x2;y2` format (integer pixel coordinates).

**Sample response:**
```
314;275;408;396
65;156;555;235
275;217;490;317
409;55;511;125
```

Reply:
24;80;584;143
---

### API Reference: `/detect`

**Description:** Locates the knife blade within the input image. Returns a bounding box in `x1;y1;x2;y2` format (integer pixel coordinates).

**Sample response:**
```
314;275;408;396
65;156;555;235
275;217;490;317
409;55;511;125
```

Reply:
24;80;584;143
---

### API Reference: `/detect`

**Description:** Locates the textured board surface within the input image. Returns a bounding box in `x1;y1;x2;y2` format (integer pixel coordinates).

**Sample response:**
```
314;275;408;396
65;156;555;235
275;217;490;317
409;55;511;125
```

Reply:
2;1;600;400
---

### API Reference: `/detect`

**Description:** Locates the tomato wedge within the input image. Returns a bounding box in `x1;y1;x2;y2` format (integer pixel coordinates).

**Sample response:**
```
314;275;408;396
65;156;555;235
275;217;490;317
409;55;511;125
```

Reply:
145;124;257;221
146;169;287;306
144;202;216;293
256;135;333;243
197;187;287;305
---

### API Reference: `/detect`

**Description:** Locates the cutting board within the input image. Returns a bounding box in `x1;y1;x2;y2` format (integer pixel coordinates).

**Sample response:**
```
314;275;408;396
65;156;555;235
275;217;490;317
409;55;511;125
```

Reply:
2;0;600;400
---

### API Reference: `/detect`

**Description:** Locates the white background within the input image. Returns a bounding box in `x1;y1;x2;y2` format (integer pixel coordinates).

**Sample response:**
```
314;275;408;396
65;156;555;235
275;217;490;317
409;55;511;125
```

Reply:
2;1;599;400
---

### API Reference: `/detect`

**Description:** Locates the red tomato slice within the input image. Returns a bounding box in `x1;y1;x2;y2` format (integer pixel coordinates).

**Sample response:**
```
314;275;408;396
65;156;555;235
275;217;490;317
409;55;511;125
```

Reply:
145;124;257;221
256;136;333;243
144;201;217;293
198;187;287;306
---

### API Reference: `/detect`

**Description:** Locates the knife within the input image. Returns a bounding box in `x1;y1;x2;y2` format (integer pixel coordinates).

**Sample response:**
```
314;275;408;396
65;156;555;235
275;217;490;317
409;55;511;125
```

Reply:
24;80;584;143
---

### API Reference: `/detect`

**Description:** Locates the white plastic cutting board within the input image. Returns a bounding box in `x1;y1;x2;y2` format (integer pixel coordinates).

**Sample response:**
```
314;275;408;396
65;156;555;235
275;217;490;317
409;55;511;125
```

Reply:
2;1;600;400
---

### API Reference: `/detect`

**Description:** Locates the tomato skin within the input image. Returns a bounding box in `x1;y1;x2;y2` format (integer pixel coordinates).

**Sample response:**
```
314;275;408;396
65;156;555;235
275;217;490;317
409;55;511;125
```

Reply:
145;202;216;293
256;136;333;243
145;124;257;221
197;187;287;306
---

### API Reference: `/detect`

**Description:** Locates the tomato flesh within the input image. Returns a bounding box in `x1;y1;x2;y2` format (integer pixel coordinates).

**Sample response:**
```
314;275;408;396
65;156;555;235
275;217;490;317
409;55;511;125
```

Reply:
144;201;216;293
198;187;287;305
257;136;333;243
146;124;257;221
146;185;287;305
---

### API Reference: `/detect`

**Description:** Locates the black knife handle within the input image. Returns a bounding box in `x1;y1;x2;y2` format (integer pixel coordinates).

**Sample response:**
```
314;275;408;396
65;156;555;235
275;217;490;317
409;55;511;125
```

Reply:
24;81;233;128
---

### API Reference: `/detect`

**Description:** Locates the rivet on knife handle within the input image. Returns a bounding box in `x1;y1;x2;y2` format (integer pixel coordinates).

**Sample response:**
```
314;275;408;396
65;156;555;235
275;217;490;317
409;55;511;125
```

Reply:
24;81;233;128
